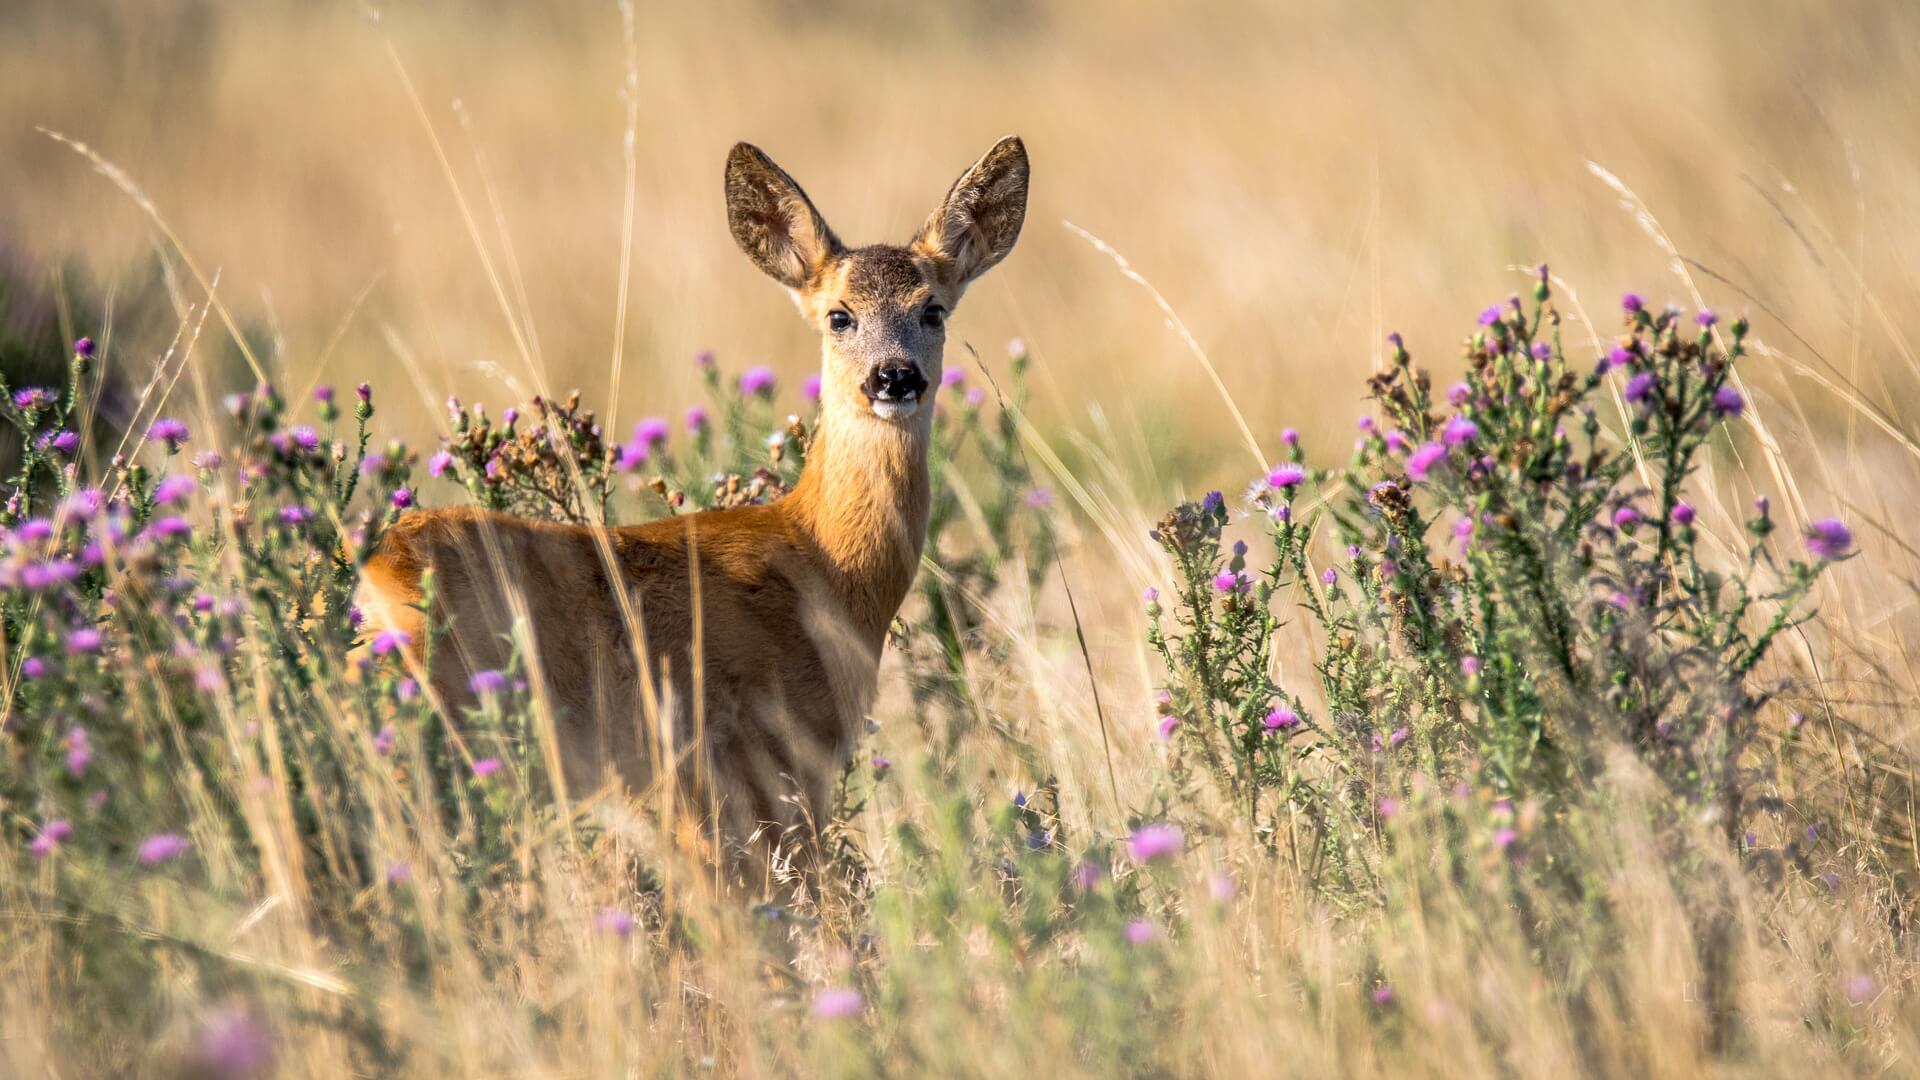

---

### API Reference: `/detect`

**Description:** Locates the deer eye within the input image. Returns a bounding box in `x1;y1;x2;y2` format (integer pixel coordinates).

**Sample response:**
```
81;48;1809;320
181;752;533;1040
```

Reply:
828;310;854;333
922;305;947;329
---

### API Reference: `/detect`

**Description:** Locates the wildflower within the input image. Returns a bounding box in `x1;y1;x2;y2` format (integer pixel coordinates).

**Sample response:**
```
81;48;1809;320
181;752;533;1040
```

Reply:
813;987;864;1019
371;627;412;656
1320;568;1337;585
1071;862;1104;891
471;757;504;779
1624;372;1657;403
1612;506;1641;530
870;753;891;771
1804;518;1854;560
21;657;46;679
1384;430;1410;454
1157;715;1180;741
1478;305;1502;327
66;728;92;778
1372;986;1396;1007
1711;385;1744;417
290;426;320;451
1280;427;1299;447
1142;586;1159;604
145;516;192;542
1127;822;1184;863
1208;874;1237;902
802;373;823;402
1264;707;1300;732
694;349;716;369
1672;501;1696;526
594;907;636;937
154;474;197;505
427;450;454;478
685;406;709;434
191;1006;274;1079
386;862;412;884
28;820;74;859
1201;490;1225;514
74;336;95;358
1493;827;1518;851
1845;974;1876;1006
1389;726;1410;748
1447;382;1470;406
1213;571;1247;594
314;385;335;405
940;367;966;389
277;505;312;526
1357;415;1376;434
1124;919;1159;944
194;450;224;471
1621;292;1644;313
469;669;508;696
965;386;986;407
138;833;192;865
148;418;190;451
11;387;56;410
356;382;372;404
1442;416;1479;446
1460;655;1483;677
739;366;777;397
1406;442;1447;482
47;430;80;454
1753;495;1770;517
1025;487;1054;509
63;487;103;518
1267;462;1306;490
397;678;419;702
67;627;104;654
1530;342;1552;360
1696;309;1718;328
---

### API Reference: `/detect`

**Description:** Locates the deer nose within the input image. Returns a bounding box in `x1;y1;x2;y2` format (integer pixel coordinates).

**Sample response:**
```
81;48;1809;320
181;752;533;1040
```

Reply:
862;360;928;402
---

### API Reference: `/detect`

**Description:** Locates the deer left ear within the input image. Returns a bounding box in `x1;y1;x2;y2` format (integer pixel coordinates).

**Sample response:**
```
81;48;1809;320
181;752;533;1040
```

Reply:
912;136;1029;289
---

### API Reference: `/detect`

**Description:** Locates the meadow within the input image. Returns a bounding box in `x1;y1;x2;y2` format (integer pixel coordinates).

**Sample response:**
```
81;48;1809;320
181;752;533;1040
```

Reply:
4;1;1920;1075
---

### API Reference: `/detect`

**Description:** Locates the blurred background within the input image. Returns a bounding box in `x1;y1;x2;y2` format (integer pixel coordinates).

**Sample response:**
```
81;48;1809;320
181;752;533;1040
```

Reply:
4;0;1919;492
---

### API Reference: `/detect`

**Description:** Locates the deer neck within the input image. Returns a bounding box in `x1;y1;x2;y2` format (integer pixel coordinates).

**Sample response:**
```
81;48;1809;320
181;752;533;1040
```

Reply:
783;396;932;643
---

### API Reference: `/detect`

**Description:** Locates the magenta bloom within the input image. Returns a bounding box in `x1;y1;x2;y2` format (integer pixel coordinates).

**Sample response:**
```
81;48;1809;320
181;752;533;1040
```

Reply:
1621;292;1644;313
278;505;312;526
66;627;104;654
1024;487;1054;509
1603;346;1633;372
1672;501;1696;526
469;669;508;696
191;1006;274;1079
1711;385;1744;417
1213;571;1247;594
1124;919;1159;945
390;488;413;510
1128;822;1184;863
812;987;865;1020
1267;463;1306;490
1406;442;1447;482
1442;416;1479;446
154;474;197;505
739;366;777;397
1372;985;1396;1007
594;907;636;937
1612;506;1641;530
1320;567;1337;585
12;387;56;410
1696;309;1718;328
427;450;454;478
1478;305;1502;327
685;406;710;433
1460;655;1483;676
372;724;397;756
1447;382;1470;406
1280;427;1299;447
371;629;412;656
29;819;74;858
1264;706;1300;732
1493;826;1519;850
148;417;190;450
74;336;94;358
1389;725;1410;747
1530;342;1552;360
138;833;192;865
289;426;320;451
1157;714;1180;741
634;417;670;448
471;757;504;779
1804;518;1854;560
1624;372;1657;403
48;430;80;454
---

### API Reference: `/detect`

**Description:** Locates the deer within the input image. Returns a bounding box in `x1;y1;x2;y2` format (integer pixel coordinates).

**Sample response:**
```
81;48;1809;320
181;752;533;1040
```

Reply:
356;136;1029;888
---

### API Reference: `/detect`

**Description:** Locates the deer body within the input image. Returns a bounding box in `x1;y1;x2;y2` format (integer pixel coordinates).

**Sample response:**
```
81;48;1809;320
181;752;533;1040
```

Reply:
357;137;1028;880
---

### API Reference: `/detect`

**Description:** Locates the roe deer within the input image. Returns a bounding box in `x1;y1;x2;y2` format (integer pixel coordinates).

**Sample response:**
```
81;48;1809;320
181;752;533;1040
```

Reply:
356;136;1029;885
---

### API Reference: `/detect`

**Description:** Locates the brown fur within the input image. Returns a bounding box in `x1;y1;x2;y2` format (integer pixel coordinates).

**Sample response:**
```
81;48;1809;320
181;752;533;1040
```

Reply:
357;136;1028;887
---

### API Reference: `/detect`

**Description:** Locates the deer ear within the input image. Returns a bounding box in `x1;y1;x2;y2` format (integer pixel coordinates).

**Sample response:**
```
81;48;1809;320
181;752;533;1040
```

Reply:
725;143;843;289
913;135;1029;288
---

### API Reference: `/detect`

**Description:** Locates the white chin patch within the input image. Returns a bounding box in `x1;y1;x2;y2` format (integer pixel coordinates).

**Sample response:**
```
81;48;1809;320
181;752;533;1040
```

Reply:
871;398;919;420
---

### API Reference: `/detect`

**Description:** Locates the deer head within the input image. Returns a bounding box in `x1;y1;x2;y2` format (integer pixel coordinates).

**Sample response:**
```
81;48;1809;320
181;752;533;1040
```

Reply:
724;136;1029;424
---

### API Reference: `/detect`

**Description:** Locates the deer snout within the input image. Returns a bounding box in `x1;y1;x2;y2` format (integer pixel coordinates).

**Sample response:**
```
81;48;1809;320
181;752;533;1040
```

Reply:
862;360;929;419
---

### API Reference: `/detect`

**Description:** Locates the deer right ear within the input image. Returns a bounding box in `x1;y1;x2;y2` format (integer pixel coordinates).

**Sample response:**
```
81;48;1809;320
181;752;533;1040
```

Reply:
725;143;843;290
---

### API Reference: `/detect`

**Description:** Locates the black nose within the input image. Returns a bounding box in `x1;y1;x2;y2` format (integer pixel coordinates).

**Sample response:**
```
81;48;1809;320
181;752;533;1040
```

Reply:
862;360;929;401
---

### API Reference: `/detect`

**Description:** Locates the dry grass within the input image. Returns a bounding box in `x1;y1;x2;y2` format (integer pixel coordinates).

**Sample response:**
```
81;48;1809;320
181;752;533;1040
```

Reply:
5;1;1920;1075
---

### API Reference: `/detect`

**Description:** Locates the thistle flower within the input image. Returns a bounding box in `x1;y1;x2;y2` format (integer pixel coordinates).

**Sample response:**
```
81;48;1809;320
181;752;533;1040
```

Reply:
471;757;504;779
313;385;335;404
1493;827;1518;851
148;418;190;451
1621;292;1644;313
1320;567;1337;585
1447;382;1470;406
594;907;636;937
66;627;104;654
371;629;412;656
1442;416;1479;446
1672;502;1696;526
1264;706;1300;732
1157;715;1180;741
29;819;74;858
137;833;192;865
11;387;56;410
694;349;716;369
1127;822;1184;862
74;336;94;358
1460;655;1482;676
1711;385;1744;417
426;450;454;478
1612;506;1641;530
685;406;710;434
1213;571;1247;594
940;367;966;389
812;987;864;1019
356;382;372;404
469;669;508;696
1406;442;1447;482
739;366;777;397
1804;518;1854;560
278;505;312;526
1624;372;1657;403
66;727;92;778
48;430;80;454
193;450;224;471
1530;342;1552;360
1071;861;1104;891
634;417;670;449
190;1006;274;1079
1696;309;1718;328
1478;305;1502;327
372;724;397;756
1266;463;1306;490
802;373;823;402
1024;487;1054;509
1142;586;1159;604
154;474;197;505
1389;725;1410;747
1124;919;1159;945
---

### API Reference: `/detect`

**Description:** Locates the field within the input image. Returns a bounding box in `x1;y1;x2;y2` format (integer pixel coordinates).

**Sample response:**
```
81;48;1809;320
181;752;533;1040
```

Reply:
4;1;1920;1075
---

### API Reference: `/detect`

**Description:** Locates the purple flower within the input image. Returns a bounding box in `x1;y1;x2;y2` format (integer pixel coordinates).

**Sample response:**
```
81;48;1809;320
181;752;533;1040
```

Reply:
278;505;312;526
1624;372;1657;404
694;349;716;369
1142;586;1159;604
314;385;335;404
1804;518;1853;561
356;382;372;404
11;387;56;410
1696;309;1718;328
469;669;508;696
371;629;412;656
66;627;104;654
74;336;95;358
502;407;519;427
940;367;966;389
739;366;777;398
635;417;670;448
1384;430;1410;454
48;430;80;454
21;657;46;680
1213;571;1247;595
812;987;864;1019
1124;919;1159;945
153;474;197;505
471;757;504;779
386;861;412;884
359;453;389;477
1672;501;1696;526
1128;822;1184;863
1612;506;1641;530
193;450;223;471
1024;487;1054;509
1201;491;1225;514
1071;861;1104;891
65;728;92;778
1264;706;1301;732
684;406;709;434
372;724;397;756
1442;416;1479;446
1478;305;1502;327
290;426;320;451
1372;985;1396;1007
1711;386;1744;417
1389;725;1410;747
29;820;73;858
1621;292;1644;313
1157;714;1180;741
1460;655;1482;676
1447;382;1471;408
870;753;892;770
138;833;192;865
1320;567;1337;585
1530;342;1552;360
1406;442;1447;482
191;1006;274;1079
390;488;413;509
1267;463;1306;490
148;418;190;450
594;907;636;937
427;450;454;478
1280;427;1299;447
1493;826;1518;851
145;516;192;542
